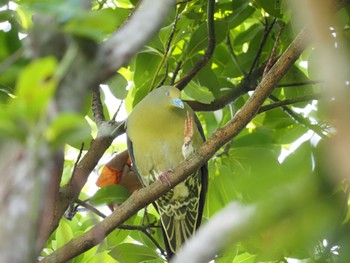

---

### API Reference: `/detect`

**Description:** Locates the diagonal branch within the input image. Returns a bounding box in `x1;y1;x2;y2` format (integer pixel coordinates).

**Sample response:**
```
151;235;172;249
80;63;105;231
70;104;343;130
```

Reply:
40;25;309;263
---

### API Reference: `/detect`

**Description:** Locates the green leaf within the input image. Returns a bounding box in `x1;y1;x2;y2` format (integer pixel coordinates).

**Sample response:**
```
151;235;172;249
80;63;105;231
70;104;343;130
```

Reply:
106;214;137;247
90;185;130;206
46;113;92;149
85;251;114;263
228;4;256;29
14;57;57;120
64;8;130;41
55;219;74;249
255;0;283;18
186;20;228;57
234;24;264;46
132;52;162;106
183;82;215;104
109;243;160;263
106;72;128;100
232;252;257;263
263;108;294;129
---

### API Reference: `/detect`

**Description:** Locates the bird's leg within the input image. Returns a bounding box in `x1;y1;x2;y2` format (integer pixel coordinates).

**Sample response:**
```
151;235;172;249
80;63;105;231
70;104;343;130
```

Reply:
158;169;173;187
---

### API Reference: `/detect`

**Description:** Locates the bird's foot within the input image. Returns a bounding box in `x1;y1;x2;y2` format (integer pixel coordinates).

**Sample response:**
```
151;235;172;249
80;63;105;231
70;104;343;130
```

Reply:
158;169;172;187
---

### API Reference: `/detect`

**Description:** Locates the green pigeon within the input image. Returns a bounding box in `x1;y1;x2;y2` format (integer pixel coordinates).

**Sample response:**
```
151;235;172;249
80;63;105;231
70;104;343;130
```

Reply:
126;85;208;259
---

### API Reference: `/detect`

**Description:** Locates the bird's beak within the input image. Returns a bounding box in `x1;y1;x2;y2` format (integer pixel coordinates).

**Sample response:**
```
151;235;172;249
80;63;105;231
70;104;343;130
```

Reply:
172;98;184;109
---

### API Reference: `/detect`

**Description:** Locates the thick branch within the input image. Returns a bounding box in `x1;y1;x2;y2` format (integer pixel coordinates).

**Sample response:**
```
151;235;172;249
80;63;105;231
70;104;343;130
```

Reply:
41;25;309;263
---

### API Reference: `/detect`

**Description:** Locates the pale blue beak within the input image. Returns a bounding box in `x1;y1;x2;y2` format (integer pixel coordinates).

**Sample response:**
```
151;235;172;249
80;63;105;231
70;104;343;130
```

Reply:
172;98;184;109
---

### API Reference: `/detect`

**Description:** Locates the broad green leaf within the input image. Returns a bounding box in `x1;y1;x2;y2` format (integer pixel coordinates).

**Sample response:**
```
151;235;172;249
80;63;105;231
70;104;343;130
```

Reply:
109;243;160;263
106;72;128;100
255;0;283;18
281;141;312;175
14;57;57;120
186;20;228;57
85;251;114;263
106;213;137;248
273;124;308;144
64;8;130;41
228;4;256;29
234;24;264;46
183;82;215;104
55;218;74;249
263;108;295;129
90;185;130;206
46;113;92;149
183;57;220;95
232;252;257;263
133;52;162;106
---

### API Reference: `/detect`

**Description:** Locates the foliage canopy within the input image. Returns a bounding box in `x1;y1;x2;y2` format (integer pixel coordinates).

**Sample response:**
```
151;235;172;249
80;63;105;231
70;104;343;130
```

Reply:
1;0;350;262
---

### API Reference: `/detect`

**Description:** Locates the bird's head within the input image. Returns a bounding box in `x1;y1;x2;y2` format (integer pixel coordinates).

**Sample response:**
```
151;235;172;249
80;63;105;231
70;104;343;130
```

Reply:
150;86;184;110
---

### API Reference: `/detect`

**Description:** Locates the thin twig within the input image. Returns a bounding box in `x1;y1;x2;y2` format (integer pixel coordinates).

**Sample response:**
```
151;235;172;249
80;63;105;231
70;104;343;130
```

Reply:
75;199;107;218
263;22;285;76
258;93;323;113
247;18;277;79
175;0;216;90
112;100;124;120
277;80;322;88
72;143;85;176
170;60;183;85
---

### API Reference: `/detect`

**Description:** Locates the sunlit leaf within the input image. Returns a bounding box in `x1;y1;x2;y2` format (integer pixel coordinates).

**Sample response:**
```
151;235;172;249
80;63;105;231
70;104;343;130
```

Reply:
56;219;74;249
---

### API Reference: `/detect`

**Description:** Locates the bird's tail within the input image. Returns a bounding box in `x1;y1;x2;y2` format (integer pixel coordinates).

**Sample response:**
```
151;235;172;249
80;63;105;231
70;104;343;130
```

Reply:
157;189;201;257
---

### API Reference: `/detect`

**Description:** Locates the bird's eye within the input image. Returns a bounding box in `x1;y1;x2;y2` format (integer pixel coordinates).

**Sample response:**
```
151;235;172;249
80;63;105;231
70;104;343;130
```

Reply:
165;90;170;96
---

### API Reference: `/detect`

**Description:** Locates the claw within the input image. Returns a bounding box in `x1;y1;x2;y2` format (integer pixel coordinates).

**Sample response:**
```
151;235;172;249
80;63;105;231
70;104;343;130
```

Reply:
158;169;173;187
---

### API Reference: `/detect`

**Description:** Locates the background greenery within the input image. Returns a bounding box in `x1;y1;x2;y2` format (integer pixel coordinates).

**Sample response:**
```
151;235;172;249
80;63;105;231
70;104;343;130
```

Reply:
0;0;350;262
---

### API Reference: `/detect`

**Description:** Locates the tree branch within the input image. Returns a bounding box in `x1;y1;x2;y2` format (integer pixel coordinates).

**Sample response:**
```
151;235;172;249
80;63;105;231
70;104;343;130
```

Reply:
40;24;309;263
258;93;323;113
92;87;106;126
